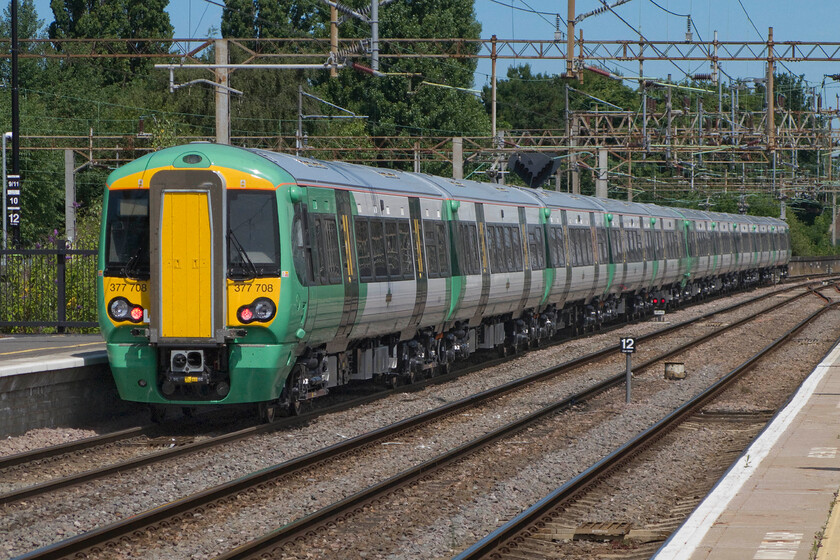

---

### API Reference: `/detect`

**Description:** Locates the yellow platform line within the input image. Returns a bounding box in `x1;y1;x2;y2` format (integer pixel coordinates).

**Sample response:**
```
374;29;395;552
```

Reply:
817;492;840;560
0;342;104;357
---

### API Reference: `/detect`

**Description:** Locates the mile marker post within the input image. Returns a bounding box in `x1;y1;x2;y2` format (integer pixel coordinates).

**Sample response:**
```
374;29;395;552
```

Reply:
620;337;636;403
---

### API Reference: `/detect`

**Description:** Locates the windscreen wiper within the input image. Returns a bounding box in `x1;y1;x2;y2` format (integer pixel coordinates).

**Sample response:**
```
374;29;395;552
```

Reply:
228;229;258;280
121;246;148;280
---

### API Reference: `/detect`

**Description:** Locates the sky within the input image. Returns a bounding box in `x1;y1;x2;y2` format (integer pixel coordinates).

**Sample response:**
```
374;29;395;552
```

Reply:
29;0;840;106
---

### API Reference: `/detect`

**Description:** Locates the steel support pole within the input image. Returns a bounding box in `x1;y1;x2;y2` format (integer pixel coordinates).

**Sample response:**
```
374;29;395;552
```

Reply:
10;0;19;247
371;0;379;72
452;137;463;179
2;132;7;251
65;149;75;245
767;27;775;152
566;0;575;77
596;148;608;198
297;85;303;156
215;39;230;145
625;353;632;403
491;35;497;141
330;5;338;78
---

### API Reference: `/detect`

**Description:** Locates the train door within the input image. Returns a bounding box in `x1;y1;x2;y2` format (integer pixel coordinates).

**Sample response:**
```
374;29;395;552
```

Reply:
148;170;226;343
469;203;491;327
333;189;360;344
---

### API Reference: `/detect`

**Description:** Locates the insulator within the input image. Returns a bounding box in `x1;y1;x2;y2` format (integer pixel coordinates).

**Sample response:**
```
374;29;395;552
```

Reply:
692;73;712;81
333;1;359;17
337;40;367;58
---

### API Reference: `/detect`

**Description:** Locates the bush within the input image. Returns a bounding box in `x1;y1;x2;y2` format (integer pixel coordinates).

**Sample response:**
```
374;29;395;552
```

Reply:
0;210;100;333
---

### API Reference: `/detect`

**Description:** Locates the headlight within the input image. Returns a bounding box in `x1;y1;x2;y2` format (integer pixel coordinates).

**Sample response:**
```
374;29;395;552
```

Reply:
237;297;276;324
253;298;276;321
109;298;129;320
108;297;144;323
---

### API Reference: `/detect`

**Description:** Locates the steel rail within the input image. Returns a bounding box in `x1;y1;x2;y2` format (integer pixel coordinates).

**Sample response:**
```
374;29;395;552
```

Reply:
453;302;840;560
210;285;831;560
1;279;818;509
0;426;146;470
12;282;824;560
0;279;814;504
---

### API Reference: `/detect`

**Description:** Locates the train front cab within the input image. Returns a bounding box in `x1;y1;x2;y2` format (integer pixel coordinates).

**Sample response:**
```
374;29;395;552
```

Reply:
99;148;301;415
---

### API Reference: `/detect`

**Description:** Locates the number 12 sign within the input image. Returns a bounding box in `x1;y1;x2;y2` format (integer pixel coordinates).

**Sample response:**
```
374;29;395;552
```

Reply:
620;337;636;354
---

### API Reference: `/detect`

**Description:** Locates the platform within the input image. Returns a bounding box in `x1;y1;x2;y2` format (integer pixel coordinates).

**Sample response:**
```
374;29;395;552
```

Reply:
654;340;840;560
0;334;134;437
0;334;106;375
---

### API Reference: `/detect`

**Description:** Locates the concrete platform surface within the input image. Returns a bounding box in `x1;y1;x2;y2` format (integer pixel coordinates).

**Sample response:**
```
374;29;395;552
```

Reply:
654;341;840;560
0;334;106;376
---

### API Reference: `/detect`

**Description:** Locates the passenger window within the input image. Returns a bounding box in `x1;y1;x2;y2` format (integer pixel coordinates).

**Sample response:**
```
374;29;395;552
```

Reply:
312;218;327;284
502;227;513;271
468;224;480;275
424;223;439;278
398;221;414;279
510;226;523;271
554;226;566;267
322;217;341;284
385;220;400;278
528;225;545;270
487;225;496;272
437;222;451;277
355;218;372;281
610;228;623;263
292;212;312;285
370;220;387;279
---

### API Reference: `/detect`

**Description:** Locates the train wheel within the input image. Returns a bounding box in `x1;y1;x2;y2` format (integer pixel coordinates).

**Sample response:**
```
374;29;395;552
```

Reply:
258;401;278;423
279;365;305;416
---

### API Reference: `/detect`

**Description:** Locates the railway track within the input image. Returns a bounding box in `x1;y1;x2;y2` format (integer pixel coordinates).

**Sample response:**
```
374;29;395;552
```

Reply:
0;279;820;505
12;281;833;559
454;304;840;559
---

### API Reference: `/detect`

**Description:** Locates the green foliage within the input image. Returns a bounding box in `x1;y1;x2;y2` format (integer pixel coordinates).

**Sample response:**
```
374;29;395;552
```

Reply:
0;209;99;333
48;0;174;84
0;0;45;88
786;210;840;257
488;65;641;130
150;116;182;150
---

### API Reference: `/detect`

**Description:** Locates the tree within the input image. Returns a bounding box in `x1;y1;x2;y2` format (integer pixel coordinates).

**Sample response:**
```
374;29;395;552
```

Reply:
0;0;46;89
48;0;173;84
318;0;490;164
487;64;642;131
221;0;257;39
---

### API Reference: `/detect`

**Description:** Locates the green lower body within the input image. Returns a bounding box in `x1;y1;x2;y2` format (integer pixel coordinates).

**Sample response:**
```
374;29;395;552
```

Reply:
106;342;297;405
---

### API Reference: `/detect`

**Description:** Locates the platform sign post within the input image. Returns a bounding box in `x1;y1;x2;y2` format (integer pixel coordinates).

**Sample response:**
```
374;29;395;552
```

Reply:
620;337;635;403
6;174;20;247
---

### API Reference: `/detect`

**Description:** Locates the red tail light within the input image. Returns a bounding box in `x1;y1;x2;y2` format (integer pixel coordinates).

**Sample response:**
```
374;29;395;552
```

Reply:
239;307;254;323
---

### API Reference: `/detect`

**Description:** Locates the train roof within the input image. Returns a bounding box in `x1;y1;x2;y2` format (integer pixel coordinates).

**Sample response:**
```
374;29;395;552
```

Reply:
588;197;654;217
111;145;788;233
527;189;610;212
644;204;689;219
418;175;544;207
249;149;449;199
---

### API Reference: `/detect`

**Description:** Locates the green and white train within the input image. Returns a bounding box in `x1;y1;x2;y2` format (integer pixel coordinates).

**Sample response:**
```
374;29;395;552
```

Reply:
98;143;790;421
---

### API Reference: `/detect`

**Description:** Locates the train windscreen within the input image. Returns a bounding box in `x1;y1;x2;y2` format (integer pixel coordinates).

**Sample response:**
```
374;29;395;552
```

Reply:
227;190;281;279
104;190;150;279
